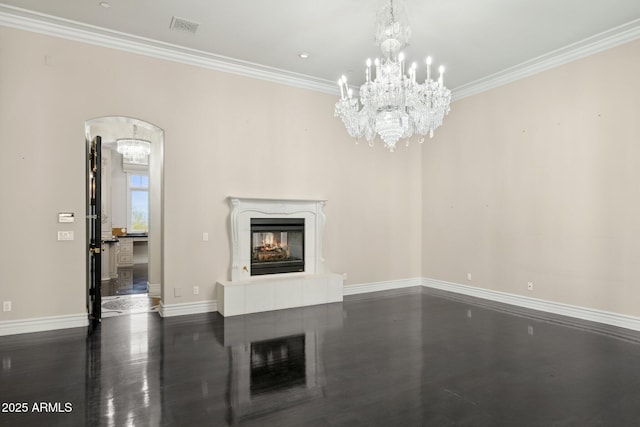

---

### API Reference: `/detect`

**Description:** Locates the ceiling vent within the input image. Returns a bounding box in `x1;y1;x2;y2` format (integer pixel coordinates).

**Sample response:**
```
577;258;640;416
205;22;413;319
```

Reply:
169;16;199;34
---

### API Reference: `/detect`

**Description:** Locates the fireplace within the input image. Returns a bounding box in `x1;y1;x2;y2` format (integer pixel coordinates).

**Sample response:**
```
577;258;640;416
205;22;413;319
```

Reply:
218;197;343;317
250;218;305;276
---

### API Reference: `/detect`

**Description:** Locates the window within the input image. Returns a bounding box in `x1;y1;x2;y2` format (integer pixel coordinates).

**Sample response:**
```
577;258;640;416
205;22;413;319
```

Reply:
128;174;149;233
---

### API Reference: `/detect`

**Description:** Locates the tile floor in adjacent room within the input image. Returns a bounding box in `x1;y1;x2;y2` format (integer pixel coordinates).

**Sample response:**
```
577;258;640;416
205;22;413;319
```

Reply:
1;288;640;426
101;294;159;318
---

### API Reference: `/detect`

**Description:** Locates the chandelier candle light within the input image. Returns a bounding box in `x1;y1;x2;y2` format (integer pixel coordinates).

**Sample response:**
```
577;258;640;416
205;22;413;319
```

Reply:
334;0;452;152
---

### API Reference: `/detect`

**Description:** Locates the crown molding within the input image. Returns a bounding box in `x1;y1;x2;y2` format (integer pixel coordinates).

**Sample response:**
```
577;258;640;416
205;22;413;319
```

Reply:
1;5;639;101
452;18;640;100
0;4;339;96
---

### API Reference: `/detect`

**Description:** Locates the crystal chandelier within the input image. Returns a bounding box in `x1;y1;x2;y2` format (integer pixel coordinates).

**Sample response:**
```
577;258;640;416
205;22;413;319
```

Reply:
334;0;452;152
117;124;151;164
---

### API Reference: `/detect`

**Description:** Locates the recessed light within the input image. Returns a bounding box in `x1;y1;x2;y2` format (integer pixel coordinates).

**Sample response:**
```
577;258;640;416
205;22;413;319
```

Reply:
99;1;111;8
298;52;310;59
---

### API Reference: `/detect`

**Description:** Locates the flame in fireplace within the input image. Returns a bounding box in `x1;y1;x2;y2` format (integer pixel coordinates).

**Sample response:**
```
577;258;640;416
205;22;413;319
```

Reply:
261;232;284;250
253;232;291;262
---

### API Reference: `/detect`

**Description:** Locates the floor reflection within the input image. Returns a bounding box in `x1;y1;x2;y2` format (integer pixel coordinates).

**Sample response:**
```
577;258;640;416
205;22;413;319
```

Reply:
7;290;640;426
250;334;306;396
216;304;343;426
85;312;163;427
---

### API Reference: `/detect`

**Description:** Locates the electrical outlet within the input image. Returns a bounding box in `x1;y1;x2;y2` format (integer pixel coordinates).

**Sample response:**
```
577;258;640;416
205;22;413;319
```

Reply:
202;232;209;241
467;272;472;281
342;273;348;281
3;301;11;312
527;281;534;291
174;287;182;297
193;286;199;295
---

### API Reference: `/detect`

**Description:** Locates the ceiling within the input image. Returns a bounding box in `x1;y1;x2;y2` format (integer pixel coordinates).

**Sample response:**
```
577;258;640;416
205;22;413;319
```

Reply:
1;0;640;93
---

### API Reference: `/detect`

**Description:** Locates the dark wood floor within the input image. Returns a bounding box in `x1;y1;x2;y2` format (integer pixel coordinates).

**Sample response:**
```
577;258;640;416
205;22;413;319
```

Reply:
2;289;640;426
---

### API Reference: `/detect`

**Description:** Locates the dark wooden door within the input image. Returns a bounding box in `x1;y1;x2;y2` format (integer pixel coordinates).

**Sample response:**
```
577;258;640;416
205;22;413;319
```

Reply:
88;136;102;327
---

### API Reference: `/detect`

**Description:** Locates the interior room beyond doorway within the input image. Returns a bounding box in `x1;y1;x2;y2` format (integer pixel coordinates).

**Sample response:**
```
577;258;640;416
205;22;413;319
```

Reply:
85;116;164;320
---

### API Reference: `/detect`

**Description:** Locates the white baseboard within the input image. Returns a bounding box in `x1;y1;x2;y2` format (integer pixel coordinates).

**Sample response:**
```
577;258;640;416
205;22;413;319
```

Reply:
343;277;422;296
4;277;637;335
147;282;161;298
159;300;218;318
422;277;640;332
341;276;640;333
0;313;88;336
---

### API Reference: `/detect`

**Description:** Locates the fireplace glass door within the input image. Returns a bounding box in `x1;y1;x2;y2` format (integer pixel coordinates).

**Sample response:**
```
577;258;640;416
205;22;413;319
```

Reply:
250;218;304;276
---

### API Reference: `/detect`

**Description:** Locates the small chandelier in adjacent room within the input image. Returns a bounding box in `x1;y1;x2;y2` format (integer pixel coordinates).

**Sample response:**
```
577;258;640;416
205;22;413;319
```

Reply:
116;124;151;164
334;0;452;152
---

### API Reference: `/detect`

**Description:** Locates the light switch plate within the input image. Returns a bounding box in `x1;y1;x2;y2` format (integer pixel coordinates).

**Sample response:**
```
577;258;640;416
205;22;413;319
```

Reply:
58;231;74;241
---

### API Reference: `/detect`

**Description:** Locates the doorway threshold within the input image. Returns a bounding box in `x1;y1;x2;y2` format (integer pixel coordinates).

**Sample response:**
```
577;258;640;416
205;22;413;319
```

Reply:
101;294;159;318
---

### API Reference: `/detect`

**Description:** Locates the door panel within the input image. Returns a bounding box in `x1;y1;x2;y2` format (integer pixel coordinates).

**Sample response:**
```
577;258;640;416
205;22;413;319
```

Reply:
88;136;102;327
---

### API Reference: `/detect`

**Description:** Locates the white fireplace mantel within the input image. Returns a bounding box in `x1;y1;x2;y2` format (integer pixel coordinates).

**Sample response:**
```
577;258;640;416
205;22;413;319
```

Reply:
218;197;342;317
229;197;327;281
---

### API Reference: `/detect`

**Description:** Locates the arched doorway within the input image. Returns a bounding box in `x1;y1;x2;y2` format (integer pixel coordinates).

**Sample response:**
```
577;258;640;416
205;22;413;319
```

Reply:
85;117;164;323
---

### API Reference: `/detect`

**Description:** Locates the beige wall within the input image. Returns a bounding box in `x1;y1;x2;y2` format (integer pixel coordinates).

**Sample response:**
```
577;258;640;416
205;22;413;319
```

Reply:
422;40;640;317
0;27;422;321
4;24;637;325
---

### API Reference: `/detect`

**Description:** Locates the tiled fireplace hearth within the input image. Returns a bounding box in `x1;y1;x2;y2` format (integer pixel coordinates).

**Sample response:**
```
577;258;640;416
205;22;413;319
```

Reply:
216;197;343;316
